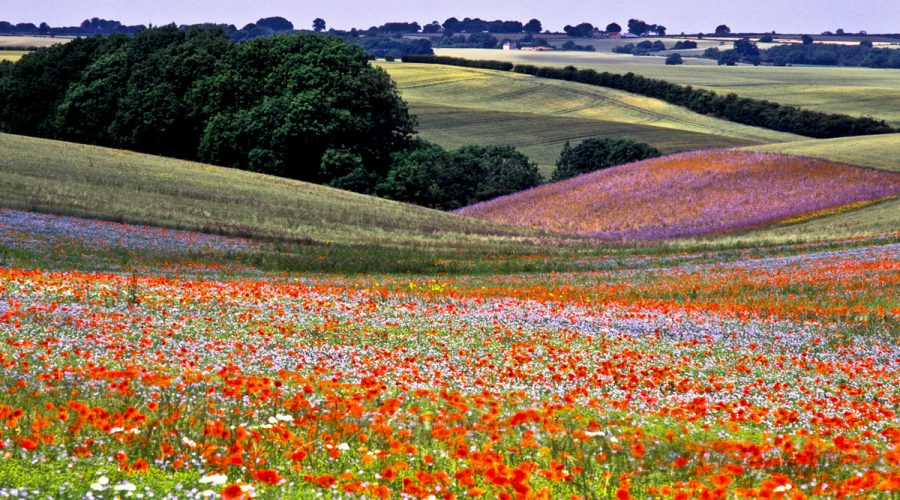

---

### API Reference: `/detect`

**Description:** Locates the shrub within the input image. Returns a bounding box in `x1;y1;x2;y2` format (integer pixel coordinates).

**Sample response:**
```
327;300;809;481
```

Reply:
665;53;684;65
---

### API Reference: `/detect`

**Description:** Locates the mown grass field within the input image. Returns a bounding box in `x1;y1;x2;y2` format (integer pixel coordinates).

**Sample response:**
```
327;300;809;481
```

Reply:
434;48;900;127
381;62;801;175
0;133;551;258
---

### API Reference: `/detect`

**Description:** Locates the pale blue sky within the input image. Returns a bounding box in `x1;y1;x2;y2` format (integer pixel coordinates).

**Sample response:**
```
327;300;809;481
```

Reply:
4;0;898;34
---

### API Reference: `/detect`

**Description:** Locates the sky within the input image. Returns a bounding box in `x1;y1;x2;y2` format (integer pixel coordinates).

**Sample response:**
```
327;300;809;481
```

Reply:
4;0;899;34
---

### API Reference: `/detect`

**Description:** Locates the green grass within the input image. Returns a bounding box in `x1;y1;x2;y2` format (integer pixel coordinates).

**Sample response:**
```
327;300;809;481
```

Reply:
433;48;900;128
381;62;801;174
744;133;900;172
0;133;545;252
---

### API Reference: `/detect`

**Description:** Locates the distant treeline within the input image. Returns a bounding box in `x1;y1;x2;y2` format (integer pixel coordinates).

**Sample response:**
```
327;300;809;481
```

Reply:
764;42;900;68
0;18;146;37
401;55;895;139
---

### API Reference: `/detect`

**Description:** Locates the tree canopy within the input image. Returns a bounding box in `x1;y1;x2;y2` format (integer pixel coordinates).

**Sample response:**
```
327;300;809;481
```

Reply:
551;138;661;182
0;27;416;192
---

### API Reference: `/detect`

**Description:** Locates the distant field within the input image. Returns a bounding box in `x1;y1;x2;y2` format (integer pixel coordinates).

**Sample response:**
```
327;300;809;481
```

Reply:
409;103;759;174
0;35;69;49
744;133;900;172
0;50;27;62
434;48;900;127
0;133;542;251
382;62;800;174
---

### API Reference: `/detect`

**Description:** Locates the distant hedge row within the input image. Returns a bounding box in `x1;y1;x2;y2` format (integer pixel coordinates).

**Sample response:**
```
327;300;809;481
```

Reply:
401;54;895;139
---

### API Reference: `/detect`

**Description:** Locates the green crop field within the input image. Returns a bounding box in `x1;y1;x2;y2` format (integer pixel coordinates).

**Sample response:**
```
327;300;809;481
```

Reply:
434;48;900;127
0;133;545;253
381;62;801;175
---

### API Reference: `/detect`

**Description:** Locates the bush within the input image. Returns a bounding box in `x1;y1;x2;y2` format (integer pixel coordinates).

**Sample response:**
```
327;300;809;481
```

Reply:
551;138;661;182
665;53;684;65
759;34;774;43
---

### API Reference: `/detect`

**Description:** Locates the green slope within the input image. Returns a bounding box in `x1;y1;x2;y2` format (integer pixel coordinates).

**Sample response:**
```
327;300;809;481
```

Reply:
381;62;802;175
432;48;900;128
0;133;540;250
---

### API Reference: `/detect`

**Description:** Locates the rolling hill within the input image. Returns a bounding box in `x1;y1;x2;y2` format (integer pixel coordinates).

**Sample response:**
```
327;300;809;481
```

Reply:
433;48;900;128
457;150;900;240
0;133;544;251
380;62;801;175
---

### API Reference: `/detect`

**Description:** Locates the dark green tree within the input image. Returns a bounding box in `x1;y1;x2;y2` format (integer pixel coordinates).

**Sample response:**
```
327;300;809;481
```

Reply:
312;18;326;32
454;145;543;200
524;19;543;33
606;22;622;33
714;24;731;35
665;53;684;65
717;50;740;65
376;140;484;210
551;138;661;181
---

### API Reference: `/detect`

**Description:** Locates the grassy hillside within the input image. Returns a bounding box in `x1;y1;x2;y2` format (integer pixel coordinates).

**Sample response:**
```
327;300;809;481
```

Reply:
458;150;900;240
0;133;544;251
434;48;900;128
381;62;801;175
744;133;900;172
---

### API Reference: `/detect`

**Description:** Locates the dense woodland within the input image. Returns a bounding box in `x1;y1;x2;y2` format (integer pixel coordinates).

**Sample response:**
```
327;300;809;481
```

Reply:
402;55;895;139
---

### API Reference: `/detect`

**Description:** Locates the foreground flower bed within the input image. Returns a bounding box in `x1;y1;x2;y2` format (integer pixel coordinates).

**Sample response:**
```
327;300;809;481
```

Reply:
0;238;898;498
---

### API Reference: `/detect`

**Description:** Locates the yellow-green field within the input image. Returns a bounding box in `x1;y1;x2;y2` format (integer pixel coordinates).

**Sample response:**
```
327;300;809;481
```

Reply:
382;62;801;174
0;133;542;250
0;50;27;62
0;35;70;49
434;48;900;127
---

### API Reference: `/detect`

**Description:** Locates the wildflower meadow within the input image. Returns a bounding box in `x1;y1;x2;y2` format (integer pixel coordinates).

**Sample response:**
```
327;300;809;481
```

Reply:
0;208;898;498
